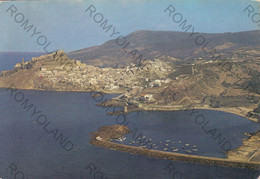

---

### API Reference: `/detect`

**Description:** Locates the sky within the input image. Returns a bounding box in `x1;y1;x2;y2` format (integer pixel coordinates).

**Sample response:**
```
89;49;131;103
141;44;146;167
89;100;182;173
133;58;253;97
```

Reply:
0;0;259;53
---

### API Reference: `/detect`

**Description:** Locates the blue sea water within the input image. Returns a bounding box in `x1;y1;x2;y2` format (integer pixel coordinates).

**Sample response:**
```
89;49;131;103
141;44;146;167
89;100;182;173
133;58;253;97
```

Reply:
0;54;259;179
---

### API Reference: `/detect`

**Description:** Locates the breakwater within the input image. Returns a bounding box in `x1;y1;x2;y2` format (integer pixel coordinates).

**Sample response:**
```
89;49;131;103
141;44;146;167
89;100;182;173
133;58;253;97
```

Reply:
90;139;260;170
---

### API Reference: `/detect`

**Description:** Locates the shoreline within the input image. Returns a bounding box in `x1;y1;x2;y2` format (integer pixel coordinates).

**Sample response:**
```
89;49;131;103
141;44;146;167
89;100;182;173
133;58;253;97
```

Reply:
227;130;260;162
138;106;259;123
106;99;259;123
1;86;258;123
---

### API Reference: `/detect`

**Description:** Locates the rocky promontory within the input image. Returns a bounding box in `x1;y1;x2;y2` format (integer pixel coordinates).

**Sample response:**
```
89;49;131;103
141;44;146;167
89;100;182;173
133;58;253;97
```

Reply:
90;125;130;141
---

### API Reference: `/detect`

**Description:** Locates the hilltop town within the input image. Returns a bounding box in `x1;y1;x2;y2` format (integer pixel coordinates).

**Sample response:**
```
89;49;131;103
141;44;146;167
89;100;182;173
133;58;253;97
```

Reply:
0;51;175;94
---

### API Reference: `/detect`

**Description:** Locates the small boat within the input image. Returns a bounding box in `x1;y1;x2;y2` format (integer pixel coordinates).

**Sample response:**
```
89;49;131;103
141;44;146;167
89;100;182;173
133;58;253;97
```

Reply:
193;145;197;147
165;144;169;146
185;144;190;146
172;149;179;152
166;140;171;142
154;146;158;148
115;138;123;142
192;149;198;151
185;150;192;153
178;141;182;143
164;148;168;151
159;142;162;144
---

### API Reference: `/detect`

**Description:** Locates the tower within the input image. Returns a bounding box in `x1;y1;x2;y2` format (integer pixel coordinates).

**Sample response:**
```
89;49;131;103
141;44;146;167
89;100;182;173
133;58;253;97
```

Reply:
123;102;128;113
124;105;128;113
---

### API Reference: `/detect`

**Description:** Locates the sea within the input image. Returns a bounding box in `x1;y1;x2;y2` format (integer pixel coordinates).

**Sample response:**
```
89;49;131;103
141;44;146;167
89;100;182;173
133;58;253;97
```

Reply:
0;53;259;179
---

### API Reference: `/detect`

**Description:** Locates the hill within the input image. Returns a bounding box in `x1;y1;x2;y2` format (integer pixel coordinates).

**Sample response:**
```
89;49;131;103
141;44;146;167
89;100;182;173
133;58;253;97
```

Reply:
68;30;260;67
